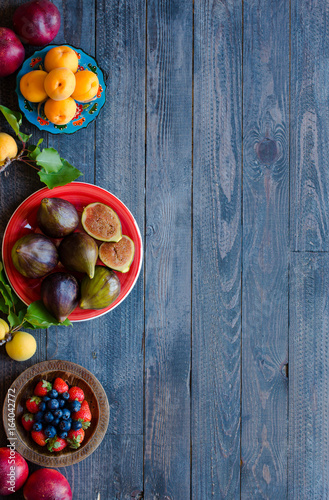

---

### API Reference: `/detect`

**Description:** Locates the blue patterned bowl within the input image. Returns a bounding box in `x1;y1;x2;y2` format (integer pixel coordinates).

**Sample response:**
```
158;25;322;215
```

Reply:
15;45;106;134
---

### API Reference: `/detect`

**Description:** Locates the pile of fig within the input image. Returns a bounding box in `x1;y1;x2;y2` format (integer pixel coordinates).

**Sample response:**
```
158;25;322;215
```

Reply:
11;197;135;322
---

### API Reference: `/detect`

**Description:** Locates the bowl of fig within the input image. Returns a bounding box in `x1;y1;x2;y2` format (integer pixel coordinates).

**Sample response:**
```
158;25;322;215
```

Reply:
2;360;109;466
2;182;143;322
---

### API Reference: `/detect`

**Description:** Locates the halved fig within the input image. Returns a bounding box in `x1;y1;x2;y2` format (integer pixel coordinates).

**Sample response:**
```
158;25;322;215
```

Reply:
81;202;122;242
99;235;135;273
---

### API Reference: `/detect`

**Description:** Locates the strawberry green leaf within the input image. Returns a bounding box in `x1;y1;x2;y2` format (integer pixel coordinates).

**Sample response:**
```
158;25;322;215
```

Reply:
35;148;63;173
0;105;31;143
38;158;83;189
23;300;72;329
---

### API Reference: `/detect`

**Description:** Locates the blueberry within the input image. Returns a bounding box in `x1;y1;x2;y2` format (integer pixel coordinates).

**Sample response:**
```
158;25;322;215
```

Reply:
52;418;60;426
32;422;43;431
58;399;66;408
58;431;68;439
47;399;59;411
62;392;70;400
39;402;46;411
34;411;44;422
48;389;58;399
44;411;54;423
61;408;71;420
71;420;82;430
59;420;71;432
69;401;81;413
44;426;57;438
43;396;50;402
53;409;63;418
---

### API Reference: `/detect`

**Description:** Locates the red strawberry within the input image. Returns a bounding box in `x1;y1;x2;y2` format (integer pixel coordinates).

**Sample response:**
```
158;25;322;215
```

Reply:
26;396;42;414
21;413;35;431
31;430;47;446
67;428;85;449
53;377;69;394
72;400;91;429
47;436;67;452
68;386;84;402
34;379;52;396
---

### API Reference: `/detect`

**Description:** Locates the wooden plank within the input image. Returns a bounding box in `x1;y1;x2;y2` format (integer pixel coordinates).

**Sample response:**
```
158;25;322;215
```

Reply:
289;253;329;499
291;0;329;251
0;0;51;485
192;0;242;498
241;0;289;498
94;0;145;497
44;2;98;499
144;0;192;497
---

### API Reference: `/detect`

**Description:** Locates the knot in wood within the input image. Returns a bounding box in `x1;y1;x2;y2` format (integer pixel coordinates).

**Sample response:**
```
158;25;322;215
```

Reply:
256;137;278;165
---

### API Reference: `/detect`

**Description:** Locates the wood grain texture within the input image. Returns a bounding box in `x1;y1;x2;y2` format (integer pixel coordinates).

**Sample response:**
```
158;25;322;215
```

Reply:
144;0;192;498
192;1;242;498
289;253;329;499
0;0;56;494
242;1;289;498
290;0;329;251
42;3;102;499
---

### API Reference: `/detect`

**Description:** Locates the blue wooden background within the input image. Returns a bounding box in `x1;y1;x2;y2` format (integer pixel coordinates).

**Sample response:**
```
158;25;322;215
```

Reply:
0;0;328;498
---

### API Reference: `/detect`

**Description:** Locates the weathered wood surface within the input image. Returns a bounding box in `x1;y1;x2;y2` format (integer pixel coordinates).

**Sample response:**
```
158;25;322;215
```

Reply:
192;0;242;498
144;0;192;498
289;253;329;500
241;0;289;498
290;0;329;251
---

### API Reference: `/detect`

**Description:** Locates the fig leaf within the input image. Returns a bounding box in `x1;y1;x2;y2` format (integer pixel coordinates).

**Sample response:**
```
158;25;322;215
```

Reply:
0;105;31;143
38;158;83;189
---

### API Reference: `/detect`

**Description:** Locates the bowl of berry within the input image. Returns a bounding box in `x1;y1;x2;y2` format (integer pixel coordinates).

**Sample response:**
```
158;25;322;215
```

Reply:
2;360;109;466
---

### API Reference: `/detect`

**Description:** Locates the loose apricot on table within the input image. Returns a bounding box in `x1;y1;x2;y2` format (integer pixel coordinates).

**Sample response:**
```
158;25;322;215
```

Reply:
6;331;37;361
44;97;77;125
44;45;79;73
72;70;99;102
44;67;76;101
20;70;48;102
0;133;18;166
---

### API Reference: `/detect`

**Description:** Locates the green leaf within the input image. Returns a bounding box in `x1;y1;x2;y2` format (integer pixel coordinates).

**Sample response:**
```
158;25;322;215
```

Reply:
35;148;63;173
27;144;41;161
0;105;31;143
38;158;83;189
24;300;72;329
8;309;26;329
0;295;8;315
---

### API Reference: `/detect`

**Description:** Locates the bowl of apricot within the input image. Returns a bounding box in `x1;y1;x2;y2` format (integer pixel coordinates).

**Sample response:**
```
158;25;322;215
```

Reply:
16;45;106;134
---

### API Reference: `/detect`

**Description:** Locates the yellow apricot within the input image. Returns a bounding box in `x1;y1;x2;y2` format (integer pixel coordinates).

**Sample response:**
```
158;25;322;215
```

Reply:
0;133;18;166
20;70;48;102
44;45;79;73
6;331;36;361
44;97;76;125
0;319;9;341
44;68;76;101
72;70;99;102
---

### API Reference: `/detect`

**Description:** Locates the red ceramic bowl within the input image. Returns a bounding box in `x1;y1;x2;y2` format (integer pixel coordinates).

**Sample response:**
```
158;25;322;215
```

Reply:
2;182;143;322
